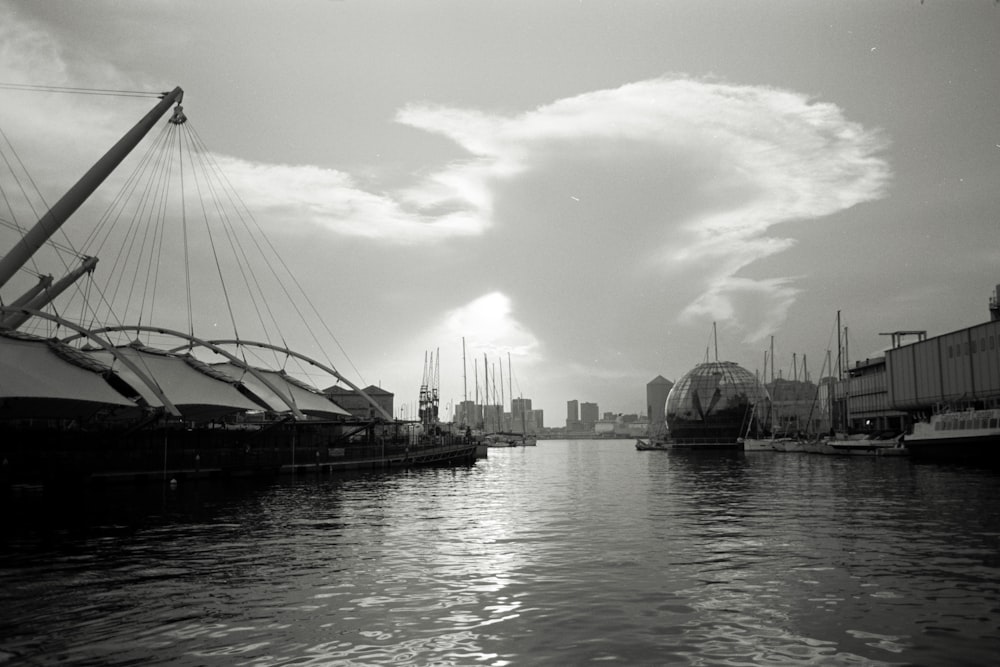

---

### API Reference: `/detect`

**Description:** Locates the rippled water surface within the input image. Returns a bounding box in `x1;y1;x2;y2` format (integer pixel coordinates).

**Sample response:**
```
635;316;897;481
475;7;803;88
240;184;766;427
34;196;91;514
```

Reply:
2;440;1000;665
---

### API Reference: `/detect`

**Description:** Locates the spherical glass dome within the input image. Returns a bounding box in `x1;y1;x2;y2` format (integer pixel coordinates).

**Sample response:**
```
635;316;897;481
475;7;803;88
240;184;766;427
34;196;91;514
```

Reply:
665;361;768;443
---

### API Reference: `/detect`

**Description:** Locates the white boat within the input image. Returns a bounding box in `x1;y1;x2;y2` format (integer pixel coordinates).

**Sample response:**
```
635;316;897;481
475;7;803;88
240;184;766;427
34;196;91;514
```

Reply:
485;432;535;447
821;432;906;456
904;408;1000;462
743;435;797;452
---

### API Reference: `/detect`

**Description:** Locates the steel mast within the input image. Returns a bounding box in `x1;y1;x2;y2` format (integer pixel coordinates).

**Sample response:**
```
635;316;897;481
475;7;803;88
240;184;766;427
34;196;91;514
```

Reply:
0;87;185;305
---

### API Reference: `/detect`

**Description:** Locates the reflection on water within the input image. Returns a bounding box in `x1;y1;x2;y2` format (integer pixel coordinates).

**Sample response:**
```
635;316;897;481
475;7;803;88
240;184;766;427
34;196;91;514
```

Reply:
2;441;999;665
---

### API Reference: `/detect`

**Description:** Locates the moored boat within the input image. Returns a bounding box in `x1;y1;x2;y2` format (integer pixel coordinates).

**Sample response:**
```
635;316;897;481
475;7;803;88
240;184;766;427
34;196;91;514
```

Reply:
904;408;1000;462
821;432;906;456
635;437;669;451
745;436;797;452
486;432;535;447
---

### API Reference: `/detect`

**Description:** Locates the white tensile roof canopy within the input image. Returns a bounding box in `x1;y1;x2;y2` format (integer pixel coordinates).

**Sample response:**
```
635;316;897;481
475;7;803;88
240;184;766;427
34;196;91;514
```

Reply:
0;332;137;418
211;362;350;419
85;344;269;422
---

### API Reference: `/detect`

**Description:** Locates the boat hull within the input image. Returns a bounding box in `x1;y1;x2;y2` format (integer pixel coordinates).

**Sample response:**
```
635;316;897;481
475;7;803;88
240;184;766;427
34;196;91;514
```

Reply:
904;433;1000;463
905;409;1000;463
664;439;743;451
0;423;479;485
635;439;668;451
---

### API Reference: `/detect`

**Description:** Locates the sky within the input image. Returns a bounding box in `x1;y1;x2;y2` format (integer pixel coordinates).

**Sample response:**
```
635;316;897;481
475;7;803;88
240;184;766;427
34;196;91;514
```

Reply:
1;0;998;423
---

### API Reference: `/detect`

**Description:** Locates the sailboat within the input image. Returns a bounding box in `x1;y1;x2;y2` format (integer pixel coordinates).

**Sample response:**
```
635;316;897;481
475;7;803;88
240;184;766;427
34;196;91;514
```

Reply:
741;342;783;451
482;353;536;446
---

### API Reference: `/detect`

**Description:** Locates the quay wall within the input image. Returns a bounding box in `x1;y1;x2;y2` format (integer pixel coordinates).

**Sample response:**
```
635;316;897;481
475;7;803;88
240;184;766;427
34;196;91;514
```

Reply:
0;424;478;485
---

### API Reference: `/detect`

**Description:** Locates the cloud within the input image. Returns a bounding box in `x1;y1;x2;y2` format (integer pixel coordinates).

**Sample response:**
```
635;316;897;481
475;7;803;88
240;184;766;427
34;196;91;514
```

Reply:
395;77;891;341
212;157;489;243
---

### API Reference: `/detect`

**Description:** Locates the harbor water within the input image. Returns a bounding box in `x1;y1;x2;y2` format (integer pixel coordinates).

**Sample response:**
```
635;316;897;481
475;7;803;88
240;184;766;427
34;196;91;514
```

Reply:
2;440;999;666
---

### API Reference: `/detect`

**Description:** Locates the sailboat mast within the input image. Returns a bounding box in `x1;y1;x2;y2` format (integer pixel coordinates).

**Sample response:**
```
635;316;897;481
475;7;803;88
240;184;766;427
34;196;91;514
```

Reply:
844;326;849;376
499;358;505;430
713;321;718;361
462;337;468;404
844;324;851;431
0;87;185;291
770;336;775;384
826;348;833;430
508;352;513;409
836;310;842;379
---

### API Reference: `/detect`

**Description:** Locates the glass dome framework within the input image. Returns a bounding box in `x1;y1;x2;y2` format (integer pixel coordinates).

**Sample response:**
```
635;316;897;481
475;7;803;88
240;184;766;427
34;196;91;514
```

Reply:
665;361;769;443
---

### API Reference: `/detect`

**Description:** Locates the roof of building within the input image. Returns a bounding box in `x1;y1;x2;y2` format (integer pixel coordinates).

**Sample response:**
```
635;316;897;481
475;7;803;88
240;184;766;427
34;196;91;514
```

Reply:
324;384;393;397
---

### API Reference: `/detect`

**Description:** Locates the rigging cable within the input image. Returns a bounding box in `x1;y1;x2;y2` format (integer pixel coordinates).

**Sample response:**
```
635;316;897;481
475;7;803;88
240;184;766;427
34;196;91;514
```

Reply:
185;128;241;343
183;126;285;367
186;125;367;384
177;122;194;342
0;83;163;99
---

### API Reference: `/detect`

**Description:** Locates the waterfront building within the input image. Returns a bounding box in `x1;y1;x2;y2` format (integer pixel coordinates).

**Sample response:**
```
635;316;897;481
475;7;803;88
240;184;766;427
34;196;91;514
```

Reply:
594;419;616;437
453;399;480;428
483;403;504;432
646;375;673;427
566;399;579;429
580;402;599;430
819;285;1000;435
884;304;1000;414
832;358;907;433
529;409;544;431
511;397;533;433
665;360;767;444
322;385;394;420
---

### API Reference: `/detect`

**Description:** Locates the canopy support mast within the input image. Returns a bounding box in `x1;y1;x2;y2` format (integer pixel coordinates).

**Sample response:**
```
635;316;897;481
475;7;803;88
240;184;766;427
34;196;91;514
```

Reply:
0;87;185;292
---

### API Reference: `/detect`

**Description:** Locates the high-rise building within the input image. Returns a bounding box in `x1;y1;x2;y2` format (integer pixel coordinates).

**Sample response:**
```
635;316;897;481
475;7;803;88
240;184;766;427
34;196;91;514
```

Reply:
580;402;598;430
511;398;532;433
566;399;579;427
454;400;480;427
646;375;674;427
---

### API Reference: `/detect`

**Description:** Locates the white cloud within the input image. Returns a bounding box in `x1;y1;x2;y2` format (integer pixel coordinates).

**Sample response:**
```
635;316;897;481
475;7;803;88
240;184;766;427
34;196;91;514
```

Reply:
212;157;489;243
393;77;890;341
